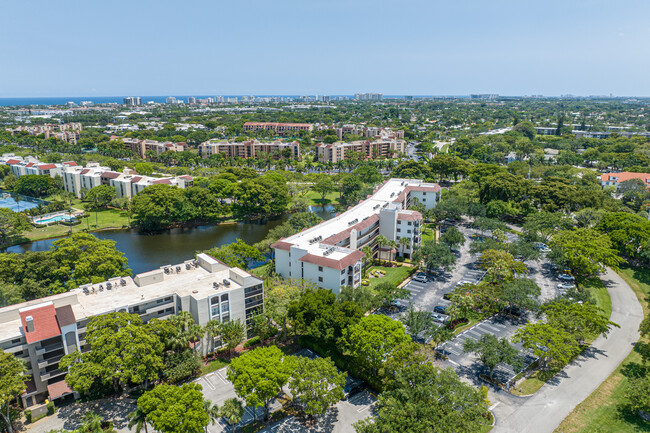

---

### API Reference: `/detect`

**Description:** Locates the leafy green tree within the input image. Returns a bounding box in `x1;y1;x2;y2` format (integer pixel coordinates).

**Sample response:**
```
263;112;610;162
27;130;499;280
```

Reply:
312;175;336;201
512;323;580;370
542;300;618;343
167;311;204;352
340;315;412;376
354;363;490;433
354;165;383;185
204;239;265;270
0;208;32;245
137;383;209;433
60;312;164;395
220;319;247;357
413;240;456;272
373;281;411;308
265;282;305;340
463;334;522;379
203;400;220;433
289;287;364;343
135;162;154;176
76;412;116;433
131;184;190;231
429;325;454;348
0;351;28;433
522;211;571;243
625;374;650;419
227;346;292;421
84;185;116;208
13;174;55;197
219;398;244;433
439;226;465;249
288;356;346;418
595;212;650;259
338;284;379;312
339;175;366;206
550;228;626;277
400;305;434;339
479;249;527;282
50;233;131;287
501;278;541;313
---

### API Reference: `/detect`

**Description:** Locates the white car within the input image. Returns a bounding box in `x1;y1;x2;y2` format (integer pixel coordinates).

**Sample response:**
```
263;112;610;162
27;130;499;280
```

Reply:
557;282;575;290
412;273;428;283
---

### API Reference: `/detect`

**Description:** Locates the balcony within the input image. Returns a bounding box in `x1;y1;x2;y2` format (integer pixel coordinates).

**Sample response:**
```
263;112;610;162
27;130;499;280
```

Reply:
37;354;64;369
39;369;65;381
36;342;63;356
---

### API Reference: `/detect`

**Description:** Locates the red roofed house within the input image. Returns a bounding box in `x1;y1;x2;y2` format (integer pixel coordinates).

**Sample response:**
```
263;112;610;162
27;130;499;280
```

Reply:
272;179;439;293
600;172;650;189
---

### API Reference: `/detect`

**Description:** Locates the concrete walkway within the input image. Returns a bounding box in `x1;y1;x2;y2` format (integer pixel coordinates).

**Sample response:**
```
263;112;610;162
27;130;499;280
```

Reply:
490;268;644;433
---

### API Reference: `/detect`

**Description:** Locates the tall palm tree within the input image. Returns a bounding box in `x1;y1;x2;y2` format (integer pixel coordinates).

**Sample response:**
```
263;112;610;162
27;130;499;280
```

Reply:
205;319;222;355
375;235;389;266
399;237;411;258
168;311;205;352
127;407;149;433
388;240;399;264
220;398;244;433
203;399;220;433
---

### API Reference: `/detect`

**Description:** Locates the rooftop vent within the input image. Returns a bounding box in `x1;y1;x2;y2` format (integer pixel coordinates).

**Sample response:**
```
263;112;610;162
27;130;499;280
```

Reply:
185;263;191;270
223;279;230;287
213;282;219;289
164;266;170;274
323;247;335;257
25;316;34;333
98;284;103;291
106;282;112;290
120;278;126;286
176;266;181;273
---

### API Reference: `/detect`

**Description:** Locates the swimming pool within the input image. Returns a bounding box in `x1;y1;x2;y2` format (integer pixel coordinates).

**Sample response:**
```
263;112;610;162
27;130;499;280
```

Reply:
33;214;76;224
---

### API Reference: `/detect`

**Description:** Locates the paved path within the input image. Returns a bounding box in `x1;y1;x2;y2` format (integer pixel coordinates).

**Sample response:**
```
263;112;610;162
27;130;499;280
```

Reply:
490;267;644;433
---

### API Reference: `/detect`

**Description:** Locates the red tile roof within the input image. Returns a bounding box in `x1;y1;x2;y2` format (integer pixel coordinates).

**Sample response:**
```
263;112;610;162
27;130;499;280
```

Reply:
38;164;57;170
80;169;90;175
179;175;193;180
397;211;422;222
299;250;365;270
25;163;35;168
130;176;142;183
393;184;441;205
19;304;61;344
270;240;293;251
101;171;121;179
63;161;78;166
47;381;73;399
152;178;172;184
5;159;20;164
601;172;650;184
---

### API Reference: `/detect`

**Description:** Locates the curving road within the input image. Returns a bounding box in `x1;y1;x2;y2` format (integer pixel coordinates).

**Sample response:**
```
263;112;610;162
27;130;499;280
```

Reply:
490;267;644;433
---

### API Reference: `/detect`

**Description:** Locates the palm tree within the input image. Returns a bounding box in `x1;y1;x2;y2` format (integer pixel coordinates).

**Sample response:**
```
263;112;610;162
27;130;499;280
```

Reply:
127;407;149;433
221;319;246;358
375;235;389;266
205;319;222;355
168;311;205;352
220;398;244;433
399;237;411;258
203;399;220;433
388;240;399;264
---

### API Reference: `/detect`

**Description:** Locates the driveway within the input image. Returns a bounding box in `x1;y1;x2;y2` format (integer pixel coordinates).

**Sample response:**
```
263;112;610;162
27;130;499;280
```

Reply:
490;268;644;433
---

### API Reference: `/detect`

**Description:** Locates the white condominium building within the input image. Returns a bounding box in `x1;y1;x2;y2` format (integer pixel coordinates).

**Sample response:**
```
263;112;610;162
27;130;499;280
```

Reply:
0;253;264;408
272;178;440;293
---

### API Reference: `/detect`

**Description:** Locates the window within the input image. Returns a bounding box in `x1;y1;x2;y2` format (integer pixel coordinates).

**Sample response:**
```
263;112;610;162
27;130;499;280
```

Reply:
341;269;345;275
408;222;412;226
397;228;401;233
423;199;426;202
318;266;323;272
318;277;323;282
341;279;345;285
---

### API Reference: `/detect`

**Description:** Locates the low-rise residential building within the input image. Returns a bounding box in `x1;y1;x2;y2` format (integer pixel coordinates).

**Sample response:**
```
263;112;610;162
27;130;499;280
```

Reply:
316;138;406;163
600;172;650;189
1;154;193;199
111;136;186;159
0;253;264;408
198;139;301;160
242;122;313;133
271;178;440;293
6;123;82;145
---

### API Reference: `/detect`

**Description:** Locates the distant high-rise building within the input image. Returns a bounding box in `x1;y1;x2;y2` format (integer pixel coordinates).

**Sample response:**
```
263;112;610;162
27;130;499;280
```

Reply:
123;97;142;106
166;96;177;104
404;96;414;101
188;97;197;104
323;95;331;103
470;94;499;100
354;93;383;101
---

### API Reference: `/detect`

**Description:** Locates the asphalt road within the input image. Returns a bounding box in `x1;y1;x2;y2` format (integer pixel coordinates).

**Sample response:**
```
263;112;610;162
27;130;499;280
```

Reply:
490;268;644;433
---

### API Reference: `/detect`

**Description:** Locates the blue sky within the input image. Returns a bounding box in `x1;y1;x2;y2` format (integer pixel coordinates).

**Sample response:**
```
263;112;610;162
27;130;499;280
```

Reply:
1;0;649;97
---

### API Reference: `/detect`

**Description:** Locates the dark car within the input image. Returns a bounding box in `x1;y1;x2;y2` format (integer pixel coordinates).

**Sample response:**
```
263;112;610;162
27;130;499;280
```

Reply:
434;305;447;315
343;376;364;400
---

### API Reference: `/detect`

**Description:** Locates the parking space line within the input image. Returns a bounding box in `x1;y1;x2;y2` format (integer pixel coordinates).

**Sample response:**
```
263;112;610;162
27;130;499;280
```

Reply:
216;371;228;384
203;378;216;391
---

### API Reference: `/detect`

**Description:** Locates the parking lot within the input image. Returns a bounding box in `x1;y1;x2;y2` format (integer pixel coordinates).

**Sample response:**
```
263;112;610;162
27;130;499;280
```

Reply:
194;367;283;432
437;315;537;385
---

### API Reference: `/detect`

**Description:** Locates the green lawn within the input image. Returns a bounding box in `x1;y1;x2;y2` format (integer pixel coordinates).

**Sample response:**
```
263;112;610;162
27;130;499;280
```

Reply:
250;262;272;277
22;207;131;243
556;266;650;433
421;226;434;243
366;265;415;290
304;190;341;206
200;357;230;376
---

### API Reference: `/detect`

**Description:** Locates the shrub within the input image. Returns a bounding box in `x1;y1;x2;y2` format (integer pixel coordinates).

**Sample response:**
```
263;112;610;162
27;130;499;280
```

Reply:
24;409;32;423
46;401;55;415
361;280;369;286
243;336;261;348
396;256;405;262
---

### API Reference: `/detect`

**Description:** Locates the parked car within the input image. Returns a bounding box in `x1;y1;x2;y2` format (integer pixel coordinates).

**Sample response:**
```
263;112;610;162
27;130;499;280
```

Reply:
443;292;452;300
557;282;575;290
432;313;446;323
456;280;473;287
558;274;575;282
434;305;447;315
412;273;428;283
